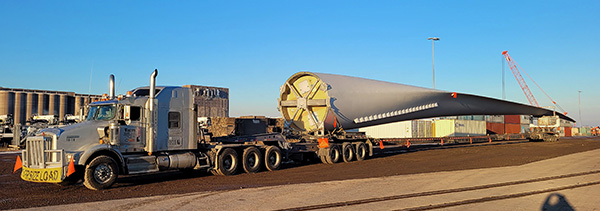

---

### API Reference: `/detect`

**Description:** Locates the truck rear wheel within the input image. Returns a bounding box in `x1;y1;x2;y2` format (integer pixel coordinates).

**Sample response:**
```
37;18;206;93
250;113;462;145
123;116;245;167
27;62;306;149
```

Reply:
242;147;262;173
83;155;119;190
355;142;367;161
217;148;238;176
264;146;282;171
342;144;354;163
325;145;341;164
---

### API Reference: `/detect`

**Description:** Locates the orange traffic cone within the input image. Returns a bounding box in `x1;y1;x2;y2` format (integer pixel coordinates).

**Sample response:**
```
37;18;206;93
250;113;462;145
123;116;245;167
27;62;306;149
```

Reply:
379;140;384;149
13;155;22;174
67;156;76;177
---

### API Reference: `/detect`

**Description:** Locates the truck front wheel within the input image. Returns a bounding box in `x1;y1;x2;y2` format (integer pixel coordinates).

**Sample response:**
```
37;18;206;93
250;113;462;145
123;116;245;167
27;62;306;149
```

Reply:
83;155;119;190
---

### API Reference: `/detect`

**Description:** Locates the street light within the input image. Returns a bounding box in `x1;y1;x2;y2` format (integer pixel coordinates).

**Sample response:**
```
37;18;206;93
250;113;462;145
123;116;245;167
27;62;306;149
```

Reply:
579;90;582;126
428;37;440;89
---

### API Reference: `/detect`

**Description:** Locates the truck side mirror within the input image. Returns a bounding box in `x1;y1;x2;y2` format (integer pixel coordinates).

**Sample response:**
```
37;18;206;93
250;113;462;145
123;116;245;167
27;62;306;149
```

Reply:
124;105;131;121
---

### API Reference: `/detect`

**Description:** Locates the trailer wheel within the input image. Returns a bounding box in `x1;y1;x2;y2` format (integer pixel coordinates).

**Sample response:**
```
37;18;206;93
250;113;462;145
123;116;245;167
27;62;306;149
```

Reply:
320;154;328;164
83;155;119;190
217;148;238;176
242;147;262;173
264;146;282;171
355;142;367;161
325;145;341;164
342;144;354;163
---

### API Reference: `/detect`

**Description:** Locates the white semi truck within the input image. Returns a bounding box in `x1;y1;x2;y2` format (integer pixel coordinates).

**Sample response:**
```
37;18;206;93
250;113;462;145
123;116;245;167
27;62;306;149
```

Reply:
17;70;373;190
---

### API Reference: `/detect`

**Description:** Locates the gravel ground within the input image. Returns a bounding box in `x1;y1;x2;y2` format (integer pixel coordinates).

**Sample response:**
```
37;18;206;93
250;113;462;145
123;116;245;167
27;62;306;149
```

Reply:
1;137;599;210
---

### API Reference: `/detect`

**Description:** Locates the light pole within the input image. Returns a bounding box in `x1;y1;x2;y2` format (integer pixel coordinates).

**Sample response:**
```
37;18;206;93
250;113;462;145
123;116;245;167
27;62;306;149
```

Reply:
428;37;440;89
579;91;582;126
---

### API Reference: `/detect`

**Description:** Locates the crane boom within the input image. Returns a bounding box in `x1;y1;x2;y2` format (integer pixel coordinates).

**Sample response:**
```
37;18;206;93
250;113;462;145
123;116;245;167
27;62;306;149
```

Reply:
502;51;540;107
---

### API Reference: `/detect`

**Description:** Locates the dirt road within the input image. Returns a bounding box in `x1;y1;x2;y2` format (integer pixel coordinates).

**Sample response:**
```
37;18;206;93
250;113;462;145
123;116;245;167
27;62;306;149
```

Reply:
1;137;599;210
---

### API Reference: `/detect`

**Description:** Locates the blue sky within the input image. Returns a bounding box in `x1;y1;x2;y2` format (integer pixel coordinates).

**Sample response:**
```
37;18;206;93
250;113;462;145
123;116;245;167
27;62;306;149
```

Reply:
1;1;598;126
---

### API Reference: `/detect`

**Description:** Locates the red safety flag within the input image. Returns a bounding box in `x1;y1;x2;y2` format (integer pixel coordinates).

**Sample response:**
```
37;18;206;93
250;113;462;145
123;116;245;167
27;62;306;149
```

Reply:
67;156;76;177
13;155;22;174
451;92;457;98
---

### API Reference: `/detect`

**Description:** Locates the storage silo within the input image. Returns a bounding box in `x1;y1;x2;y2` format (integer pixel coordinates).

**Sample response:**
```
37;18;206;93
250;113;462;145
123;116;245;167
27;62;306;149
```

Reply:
74;96;82;116
37;93;48;115
26;92;38;121
48;94;58;115
0;90;15;116
14;92;27;125
59;94;68;120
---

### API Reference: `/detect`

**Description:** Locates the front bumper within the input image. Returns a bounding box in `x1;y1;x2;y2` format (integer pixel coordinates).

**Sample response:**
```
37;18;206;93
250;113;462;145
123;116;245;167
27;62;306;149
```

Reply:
21;136;66;183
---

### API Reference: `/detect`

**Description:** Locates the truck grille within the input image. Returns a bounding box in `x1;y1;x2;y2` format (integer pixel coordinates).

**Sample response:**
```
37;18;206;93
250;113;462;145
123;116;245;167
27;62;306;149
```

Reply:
23;136;64;168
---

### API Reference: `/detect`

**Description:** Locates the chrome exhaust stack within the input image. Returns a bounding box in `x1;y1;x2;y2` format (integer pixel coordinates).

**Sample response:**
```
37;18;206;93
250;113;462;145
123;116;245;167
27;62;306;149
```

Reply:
109;74;115;99
147;69;158;155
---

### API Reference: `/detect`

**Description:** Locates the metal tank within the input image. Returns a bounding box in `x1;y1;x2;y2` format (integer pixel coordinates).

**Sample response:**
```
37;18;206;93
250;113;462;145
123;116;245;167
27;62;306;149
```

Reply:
14;92;27;125
278;72;574;134
37;94;47;115
26;93;38;121
59;95;68;120
0;91;15;115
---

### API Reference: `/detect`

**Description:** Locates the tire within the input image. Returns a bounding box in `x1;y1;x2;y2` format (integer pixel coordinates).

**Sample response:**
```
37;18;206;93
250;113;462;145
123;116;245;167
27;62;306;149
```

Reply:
355;142;367;161
325;145;341;164
264;146;282;171
342;143;354;163
216;148;238;176
83;155;119;190
242;147;262;173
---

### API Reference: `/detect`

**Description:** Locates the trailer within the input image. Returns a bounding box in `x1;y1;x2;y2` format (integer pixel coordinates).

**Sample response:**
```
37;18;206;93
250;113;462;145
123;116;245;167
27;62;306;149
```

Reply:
14;70;574;190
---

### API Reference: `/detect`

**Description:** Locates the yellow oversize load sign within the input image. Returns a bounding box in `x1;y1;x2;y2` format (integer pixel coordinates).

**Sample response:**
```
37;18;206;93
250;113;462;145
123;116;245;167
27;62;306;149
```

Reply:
21;166;63;183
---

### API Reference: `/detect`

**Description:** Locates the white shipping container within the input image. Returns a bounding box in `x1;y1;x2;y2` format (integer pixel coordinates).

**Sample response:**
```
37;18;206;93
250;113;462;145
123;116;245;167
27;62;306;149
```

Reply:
485;115;504;123
434;119;486;137
359;120;433;138
520;115;532;124
572;127;579;136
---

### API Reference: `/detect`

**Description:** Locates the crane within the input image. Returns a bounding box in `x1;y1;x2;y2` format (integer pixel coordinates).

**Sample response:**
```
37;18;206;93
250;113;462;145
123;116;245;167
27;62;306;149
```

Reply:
502;51;567;115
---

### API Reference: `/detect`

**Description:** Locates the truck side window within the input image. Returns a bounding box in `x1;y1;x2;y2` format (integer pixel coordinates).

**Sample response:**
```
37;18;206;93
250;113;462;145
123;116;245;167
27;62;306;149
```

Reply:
130;106;142;121
168;112;180;129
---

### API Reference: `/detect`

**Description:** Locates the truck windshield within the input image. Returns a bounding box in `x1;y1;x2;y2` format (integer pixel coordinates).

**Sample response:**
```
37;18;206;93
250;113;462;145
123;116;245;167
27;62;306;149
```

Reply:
86;105;116;121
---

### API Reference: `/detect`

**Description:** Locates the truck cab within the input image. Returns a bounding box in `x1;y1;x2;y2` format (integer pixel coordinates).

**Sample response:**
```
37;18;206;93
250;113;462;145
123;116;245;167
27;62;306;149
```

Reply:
19;71;202;190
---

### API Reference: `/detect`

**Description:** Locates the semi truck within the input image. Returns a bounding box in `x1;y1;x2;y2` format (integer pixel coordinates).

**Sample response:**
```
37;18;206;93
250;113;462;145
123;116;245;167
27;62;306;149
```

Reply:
15;70;573;190
16;70;373;190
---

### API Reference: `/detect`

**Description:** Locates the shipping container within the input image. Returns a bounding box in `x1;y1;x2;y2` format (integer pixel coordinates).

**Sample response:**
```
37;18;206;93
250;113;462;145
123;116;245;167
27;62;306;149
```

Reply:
457;115;485;121
559;119;573;127
486;122;504;134
572;127;579;136
557;127;572;137
520;115;532;124
504;115;520;124
434;119;486;137
359;120;433;138
520;123;530;134
485;115;504;123
505;123;521;134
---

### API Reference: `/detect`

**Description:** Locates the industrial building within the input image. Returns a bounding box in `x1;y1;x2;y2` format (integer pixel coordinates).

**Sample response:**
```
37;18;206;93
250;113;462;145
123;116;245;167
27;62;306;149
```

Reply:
0;87;102;125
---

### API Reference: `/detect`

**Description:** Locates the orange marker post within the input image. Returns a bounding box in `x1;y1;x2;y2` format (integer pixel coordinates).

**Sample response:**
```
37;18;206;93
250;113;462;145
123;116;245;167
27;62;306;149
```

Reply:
379;140;384;149
13;155;22;173
67;156;76;177
406;139;411;148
